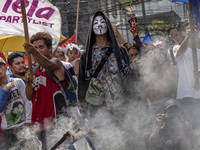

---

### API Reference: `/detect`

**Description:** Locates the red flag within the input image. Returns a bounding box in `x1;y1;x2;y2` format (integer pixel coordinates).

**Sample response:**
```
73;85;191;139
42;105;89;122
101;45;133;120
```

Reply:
0;53;8;66
58;34;81;58
59;34;77;48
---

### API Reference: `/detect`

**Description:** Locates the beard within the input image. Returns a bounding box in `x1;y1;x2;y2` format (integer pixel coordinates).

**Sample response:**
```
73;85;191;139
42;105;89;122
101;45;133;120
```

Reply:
18;71;26;76
17;67;27;76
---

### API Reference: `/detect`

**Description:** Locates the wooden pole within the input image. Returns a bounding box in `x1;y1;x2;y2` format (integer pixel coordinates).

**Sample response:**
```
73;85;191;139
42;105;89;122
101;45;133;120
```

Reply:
75;0;80;44
188;0;199;89
20;0;33;81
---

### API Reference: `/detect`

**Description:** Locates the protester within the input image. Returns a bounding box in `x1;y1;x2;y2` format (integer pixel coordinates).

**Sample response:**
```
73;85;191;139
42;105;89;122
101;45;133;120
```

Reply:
139;44;177;116
52;46;82;112
128;16;142;48
168;20;200;131
78;11;137;120
0;57;32;149
65;43;81;78
124;42;140;70
52;46;66;61
113;22;142;68
7;52;27;83
23;32;80;150
51;46;78;83
148;99;191;150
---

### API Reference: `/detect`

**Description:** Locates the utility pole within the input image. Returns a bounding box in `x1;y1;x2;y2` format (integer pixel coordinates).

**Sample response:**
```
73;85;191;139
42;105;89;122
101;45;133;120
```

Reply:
98;0;101;10
141;0;147;34
188;0;199;89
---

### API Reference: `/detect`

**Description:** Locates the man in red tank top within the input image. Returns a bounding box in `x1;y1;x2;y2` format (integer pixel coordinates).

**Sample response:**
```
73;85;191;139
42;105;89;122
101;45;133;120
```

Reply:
24;32;68;150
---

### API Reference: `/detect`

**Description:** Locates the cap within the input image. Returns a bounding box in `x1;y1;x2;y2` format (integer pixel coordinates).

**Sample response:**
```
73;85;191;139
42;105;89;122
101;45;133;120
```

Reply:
0;57;6;65
164;99;181;110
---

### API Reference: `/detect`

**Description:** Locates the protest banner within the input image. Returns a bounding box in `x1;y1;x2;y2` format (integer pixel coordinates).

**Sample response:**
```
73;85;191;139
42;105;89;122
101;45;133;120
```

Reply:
0;0;61;52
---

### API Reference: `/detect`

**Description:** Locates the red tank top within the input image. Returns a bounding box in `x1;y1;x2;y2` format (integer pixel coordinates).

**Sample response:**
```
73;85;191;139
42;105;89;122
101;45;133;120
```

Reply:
32;68;66;130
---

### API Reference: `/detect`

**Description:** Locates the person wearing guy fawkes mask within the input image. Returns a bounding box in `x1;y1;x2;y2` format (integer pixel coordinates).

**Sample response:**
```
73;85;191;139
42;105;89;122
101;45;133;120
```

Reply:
148;99;191;150
78;11;138;121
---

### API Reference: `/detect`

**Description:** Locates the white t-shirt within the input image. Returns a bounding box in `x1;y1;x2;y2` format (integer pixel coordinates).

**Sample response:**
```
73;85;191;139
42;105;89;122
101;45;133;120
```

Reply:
173;45;200;99
0;77;32;130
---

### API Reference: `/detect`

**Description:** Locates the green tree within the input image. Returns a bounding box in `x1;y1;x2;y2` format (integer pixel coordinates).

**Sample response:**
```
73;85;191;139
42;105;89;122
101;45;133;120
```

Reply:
49;0;57;5
120;0;134;7
148;20;171;36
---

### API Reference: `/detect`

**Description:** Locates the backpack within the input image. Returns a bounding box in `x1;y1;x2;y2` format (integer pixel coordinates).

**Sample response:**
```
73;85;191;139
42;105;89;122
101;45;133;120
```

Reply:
33;65;78;116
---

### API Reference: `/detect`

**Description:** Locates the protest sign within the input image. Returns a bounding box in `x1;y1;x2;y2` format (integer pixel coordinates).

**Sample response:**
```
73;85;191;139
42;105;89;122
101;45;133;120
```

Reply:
0;0;61;51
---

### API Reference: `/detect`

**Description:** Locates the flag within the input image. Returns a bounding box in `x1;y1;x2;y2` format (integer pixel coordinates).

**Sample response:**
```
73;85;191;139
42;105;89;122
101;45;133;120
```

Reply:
172;0;200;26
58;34;81;58
142;27;152;44
192;0;200;26
0;0;61;52
172;0;188;3
0;53;8;66
59;34;76;48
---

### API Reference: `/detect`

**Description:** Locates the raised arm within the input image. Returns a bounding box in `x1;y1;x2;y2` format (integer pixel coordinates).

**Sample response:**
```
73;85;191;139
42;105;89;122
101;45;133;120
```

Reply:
23;43;63;72
23;42;65;81
113;26;126;45
176;33;190;56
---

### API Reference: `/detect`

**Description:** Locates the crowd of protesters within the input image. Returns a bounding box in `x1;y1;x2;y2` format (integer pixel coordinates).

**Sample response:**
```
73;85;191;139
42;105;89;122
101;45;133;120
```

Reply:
0;10;200;150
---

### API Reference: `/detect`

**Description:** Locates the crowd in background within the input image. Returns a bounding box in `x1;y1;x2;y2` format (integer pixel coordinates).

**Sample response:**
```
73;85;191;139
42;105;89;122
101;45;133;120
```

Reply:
0;10;200;150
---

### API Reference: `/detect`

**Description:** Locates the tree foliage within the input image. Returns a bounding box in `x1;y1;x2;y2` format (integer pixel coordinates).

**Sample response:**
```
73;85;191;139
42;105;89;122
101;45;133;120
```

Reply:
148;20;171;36
120;0;134;7
49;0;56;5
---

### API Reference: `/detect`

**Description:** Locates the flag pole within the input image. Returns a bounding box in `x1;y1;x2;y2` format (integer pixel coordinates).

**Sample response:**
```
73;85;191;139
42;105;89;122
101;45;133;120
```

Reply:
188;0;199;89
75;0;80;44
20;0;33;81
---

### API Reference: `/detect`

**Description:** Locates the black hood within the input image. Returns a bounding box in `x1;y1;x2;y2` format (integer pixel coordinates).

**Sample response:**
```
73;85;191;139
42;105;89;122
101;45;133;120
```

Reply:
85;11;130;79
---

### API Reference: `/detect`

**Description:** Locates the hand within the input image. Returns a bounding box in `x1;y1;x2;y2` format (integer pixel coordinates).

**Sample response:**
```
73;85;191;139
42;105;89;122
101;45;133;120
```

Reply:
7;82;15;89
23;43;36;54
25;72;34;83
3;82;15;92
156;113;164;126
113;26;118;35
130;23;139;37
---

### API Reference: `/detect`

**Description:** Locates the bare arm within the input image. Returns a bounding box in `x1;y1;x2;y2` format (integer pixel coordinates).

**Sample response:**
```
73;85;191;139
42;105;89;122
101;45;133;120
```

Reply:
113;26;126;45
176;29;200;56
23;43;63;72
176;34;190;56
24;43;65;81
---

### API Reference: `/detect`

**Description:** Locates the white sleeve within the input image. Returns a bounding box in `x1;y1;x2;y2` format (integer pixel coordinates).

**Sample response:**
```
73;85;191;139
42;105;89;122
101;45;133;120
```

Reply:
172;45;180;57
16;79;32;124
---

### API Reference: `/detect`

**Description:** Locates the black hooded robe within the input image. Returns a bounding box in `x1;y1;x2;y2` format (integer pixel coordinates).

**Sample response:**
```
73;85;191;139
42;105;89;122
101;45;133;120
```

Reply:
78;11;138;111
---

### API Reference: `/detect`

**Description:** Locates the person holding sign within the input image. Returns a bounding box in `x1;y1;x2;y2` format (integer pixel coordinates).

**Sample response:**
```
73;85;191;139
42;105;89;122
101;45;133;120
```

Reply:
24;32;80;150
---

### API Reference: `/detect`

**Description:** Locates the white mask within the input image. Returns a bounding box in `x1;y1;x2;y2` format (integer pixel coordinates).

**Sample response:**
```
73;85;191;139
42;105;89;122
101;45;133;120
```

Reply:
93;16;107;35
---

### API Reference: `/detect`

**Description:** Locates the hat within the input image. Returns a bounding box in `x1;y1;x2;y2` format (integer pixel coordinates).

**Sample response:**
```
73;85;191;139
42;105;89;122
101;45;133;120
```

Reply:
164;99;181;110
0;57;6;65
65;43;82;55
